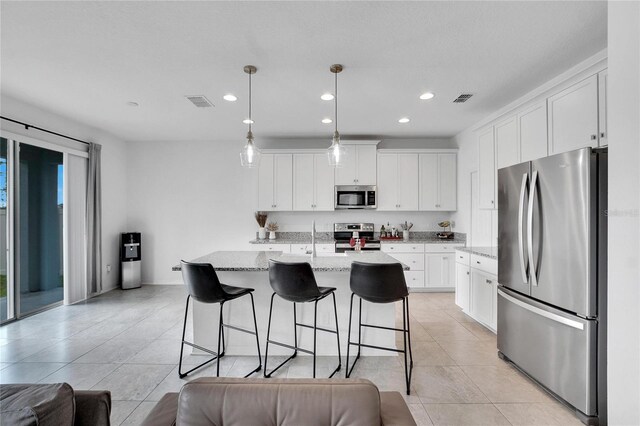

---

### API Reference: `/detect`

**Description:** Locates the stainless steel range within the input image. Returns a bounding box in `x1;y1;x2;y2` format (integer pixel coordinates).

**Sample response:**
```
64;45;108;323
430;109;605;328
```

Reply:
334;223;381;252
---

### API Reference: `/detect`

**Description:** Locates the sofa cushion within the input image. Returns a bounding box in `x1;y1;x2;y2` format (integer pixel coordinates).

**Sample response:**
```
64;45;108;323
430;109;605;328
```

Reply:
141;392;178;426
380;391;417;426
0;383;75;426
178;377;382;426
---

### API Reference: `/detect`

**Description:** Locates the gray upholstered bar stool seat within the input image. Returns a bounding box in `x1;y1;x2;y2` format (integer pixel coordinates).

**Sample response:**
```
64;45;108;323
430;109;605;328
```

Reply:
178;260;262;378
345;261;414;394
264;259;341;378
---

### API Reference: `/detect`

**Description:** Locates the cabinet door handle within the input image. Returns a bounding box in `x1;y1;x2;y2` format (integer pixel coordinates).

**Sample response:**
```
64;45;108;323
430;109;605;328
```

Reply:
476;261;481;264
390;247;394;250
600;132;605;138
590;134;597;140
490;200;494;204
466;271;470;275
486;279;492;284
459;256;463;259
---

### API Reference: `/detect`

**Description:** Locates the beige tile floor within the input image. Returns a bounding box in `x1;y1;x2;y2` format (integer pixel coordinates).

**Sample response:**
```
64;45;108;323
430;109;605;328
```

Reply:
0;286;582;426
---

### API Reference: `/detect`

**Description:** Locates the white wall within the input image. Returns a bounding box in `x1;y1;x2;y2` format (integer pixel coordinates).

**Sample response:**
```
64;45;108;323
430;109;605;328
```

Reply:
607;2;640;424
0;94;128;292
125;138;461;284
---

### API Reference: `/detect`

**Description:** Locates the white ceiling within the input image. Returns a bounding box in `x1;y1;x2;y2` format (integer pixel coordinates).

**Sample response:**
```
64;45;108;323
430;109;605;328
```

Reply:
0;1;607;143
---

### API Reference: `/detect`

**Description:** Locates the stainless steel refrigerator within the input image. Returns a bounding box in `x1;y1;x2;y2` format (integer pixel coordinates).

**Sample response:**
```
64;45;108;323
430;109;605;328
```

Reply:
497;147;607;426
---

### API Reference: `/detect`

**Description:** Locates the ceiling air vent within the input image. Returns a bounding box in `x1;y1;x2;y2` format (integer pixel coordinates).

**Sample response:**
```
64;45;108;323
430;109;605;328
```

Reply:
185;95;214;108
453;93;473;103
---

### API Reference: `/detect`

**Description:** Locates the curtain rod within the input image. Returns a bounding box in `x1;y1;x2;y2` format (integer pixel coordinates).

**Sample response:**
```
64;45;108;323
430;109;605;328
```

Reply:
1;116;90;146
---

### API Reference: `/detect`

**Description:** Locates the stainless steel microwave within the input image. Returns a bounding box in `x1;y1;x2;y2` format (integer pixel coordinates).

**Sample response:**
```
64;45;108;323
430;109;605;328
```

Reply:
335;185;377;209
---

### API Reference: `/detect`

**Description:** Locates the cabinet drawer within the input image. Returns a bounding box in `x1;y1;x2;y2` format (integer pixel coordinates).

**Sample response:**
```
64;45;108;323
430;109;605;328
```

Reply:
424;243;464;253
316;244;335;253
260;244;291;253
291;243;334;254
381;243;424;253
470;254;497;275
388;253;424;271
290;244;308;254
404;271;425;288
455;250;470;265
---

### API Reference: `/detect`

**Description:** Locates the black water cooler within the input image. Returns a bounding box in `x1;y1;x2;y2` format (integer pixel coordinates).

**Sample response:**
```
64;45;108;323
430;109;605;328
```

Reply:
121;232;141;290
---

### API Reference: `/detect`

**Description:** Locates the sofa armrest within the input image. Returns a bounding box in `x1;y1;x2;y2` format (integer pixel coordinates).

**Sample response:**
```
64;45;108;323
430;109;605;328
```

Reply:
380;392;416;426
74;390;111;426
140;393;178;426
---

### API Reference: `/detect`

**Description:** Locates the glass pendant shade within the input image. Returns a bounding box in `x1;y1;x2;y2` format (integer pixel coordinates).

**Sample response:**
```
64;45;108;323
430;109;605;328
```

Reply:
327;130;347;167
240;131;261;168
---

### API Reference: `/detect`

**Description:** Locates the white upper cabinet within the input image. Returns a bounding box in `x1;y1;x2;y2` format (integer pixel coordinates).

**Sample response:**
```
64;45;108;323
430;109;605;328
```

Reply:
377;153;419;211
292;154;314;211
519;101;548;162
258;153;293;211
419;153;457;211
495;116;519;169
335;144;377;185
598;69;608;147
293;153;334;211
548;74;599;155
478;126;496;209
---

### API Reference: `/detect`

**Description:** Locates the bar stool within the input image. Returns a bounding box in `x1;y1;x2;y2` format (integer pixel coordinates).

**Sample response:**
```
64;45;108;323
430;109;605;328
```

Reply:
264;260;341;378
178;260;262;378
345;261;413;395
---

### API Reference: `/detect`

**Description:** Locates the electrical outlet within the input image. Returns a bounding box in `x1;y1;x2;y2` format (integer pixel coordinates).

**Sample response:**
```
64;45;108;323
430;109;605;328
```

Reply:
106;264;111;273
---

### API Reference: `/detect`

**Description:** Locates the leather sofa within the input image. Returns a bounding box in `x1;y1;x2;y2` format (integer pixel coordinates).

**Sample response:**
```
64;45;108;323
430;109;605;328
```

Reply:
143;377;416;426
0;383;111;426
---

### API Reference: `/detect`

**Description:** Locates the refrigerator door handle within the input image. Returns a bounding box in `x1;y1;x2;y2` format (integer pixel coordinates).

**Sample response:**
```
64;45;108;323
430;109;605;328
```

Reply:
527;170;538;287
518;173;529;283
498;289;584;330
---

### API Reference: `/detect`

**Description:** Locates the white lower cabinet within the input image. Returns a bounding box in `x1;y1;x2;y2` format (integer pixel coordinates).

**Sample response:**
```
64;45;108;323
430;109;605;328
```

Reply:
383;244;461;291
455;249;497;331
424;253;455;289
455;262;470;312
470;269;496;329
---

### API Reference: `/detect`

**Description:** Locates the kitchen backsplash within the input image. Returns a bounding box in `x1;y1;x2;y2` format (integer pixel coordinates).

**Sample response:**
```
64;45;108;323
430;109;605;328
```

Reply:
263;211;457;232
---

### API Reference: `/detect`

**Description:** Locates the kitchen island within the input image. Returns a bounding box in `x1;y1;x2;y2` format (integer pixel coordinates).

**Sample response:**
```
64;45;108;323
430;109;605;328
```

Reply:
172;251;408;356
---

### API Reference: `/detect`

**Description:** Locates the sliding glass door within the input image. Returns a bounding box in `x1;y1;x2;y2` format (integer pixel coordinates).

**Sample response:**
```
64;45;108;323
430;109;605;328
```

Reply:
17;143;64;316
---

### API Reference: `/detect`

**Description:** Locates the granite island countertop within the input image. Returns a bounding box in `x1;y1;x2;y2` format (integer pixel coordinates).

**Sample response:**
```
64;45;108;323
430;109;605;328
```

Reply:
456;246;498;260
172;250;410;272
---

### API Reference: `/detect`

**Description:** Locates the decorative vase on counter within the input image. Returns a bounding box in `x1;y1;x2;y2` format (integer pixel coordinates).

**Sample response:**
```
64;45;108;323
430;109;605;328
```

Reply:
269;231;276;240
403;230;410;241
258;227;266;240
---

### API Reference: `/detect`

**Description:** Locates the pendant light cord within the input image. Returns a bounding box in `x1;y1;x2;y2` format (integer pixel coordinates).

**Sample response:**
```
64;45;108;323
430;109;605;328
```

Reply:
248;70;252;133
334;70;338;133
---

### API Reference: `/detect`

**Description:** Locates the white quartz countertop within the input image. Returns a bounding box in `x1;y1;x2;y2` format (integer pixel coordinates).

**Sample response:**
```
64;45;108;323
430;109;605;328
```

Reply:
172;251;409;272
456;246;498;259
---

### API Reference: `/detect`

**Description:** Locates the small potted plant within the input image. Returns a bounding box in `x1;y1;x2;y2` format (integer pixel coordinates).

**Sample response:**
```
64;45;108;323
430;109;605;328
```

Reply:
255;212;268;239
266;222;279;240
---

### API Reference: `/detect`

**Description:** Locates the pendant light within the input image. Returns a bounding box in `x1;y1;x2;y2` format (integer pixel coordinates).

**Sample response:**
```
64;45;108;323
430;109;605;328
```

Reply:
240;65;261;168
327;64;347;167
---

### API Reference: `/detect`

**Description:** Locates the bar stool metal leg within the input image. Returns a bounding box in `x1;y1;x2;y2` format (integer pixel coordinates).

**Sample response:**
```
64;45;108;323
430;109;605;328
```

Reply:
345;294;362;378
264;292;299;378
332;293;342;373
248;293;262;376
178;295;224;378
345;293;355;378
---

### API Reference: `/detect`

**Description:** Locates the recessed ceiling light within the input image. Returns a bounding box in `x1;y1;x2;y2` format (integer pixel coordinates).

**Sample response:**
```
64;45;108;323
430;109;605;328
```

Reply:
321;93;334;101
322;118;333;124
419;92;435;100
126;101;139;107
223;94;237;102
243;119;254;124
398;117;410;123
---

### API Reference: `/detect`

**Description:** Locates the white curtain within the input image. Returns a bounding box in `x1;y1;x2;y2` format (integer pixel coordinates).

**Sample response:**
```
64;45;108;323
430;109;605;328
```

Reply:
64;153;88;304
86;142;102;295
